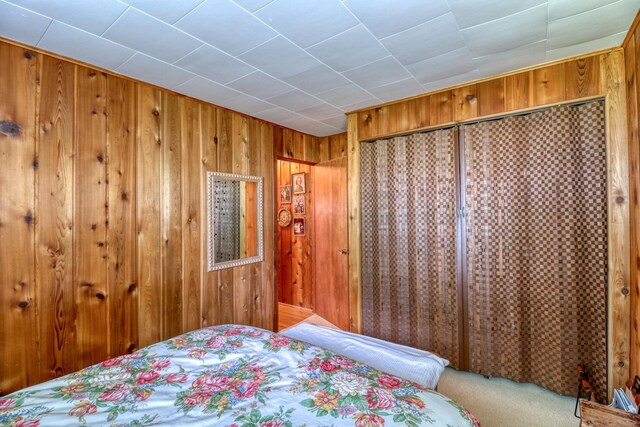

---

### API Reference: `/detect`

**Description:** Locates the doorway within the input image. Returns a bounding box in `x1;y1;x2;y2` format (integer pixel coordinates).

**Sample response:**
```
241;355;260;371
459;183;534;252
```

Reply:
276;157;349;331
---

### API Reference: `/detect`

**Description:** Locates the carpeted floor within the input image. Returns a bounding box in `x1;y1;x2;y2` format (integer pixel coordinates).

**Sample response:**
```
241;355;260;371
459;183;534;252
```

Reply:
437;368;580;427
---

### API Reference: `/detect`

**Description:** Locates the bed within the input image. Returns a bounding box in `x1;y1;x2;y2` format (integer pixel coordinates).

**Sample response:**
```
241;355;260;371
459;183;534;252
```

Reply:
0;324;479;426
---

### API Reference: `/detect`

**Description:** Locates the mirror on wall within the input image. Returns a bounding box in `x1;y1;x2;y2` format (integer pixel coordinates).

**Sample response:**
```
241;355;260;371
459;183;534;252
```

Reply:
207;172;263;271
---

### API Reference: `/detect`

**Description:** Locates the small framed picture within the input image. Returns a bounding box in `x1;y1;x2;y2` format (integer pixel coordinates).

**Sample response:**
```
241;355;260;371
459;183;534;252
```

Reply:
293;218;305;236
280;185;291;204
293;194;305;215
292;172;306;194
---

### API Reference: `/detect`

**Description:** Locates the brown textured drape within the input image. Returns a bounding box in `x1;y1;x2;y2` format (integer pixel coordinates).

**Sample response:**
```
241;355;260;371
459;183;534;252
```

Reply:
360;129;460;366
463;101;607;399
359;100;608;399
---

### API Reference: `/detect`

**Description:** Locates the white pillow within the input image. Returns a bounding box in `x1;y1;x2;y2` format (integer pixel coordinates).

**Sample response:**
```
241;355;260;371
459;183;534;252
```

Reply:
280;322;449;389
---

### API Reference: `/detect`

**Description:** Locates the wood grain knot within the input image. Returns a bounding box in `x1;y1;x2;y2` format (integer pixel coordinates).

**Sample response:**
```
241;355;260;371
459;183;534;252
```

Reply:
365;115;372;123
466;94;476;101
23;213;33;224
622;287;630;296
121;191;128;201
23;50;35;59
97;154;104;163
0;121;22;137
18;300;29;309
618;361;625;368
91;223;97;230
128;283;137;293
32;159;39;169
615;195;625;204
95;291;106;300
214;136;219;145
152;109;160;117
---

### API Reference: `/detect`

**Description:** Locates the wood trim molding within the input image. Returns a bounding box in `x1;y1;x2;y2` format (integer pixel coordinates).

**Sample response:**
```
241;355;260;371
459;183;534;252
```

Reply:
602;49;631;399
347;114;361;333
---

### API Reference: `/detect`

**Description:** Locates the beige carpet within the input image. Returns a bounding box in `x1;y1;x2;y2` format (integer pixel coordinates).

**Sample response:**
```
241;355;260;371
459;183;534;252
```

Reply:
437;368;580;427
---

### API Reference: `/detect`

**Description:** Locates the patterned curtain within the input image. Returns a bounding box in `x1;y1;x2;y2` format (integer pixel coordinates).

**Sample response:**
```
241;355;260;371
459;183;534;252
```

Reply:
214;180;241;262
360;129;460;366
463;100;608;399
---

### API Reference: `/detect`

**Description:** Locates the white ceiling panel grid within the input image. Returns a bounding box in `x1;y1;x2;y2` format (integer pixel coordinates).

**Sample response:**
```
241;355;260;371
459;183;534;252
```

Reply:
2;0;637;136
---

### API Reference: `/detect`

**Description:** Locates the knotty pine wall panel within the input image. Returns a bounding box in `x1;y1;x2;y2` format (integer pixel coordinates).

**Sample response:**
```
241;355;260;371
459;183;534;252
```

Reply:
355;52;607;141
624;13;640;377
0;38;339;394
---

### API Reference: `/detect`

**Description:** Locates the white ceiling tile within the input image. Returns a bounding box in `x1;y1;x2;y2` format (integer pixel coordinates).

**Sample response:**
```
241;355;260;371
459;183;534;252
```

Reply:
256;0;357;48
381;12;465;65
124;0;203;24
175;0;276;56
422;69;482;93
0;1;51;46
546;31;626;62
473;41;546;78
298;103;344;120
306;25;390;72
547;0;638;50
342;56;411;89
38;21;135;70
103;8;201;63
368;78;424;103
278;116;340;136
548;0;615;21
297;122;343;137
406;48;475;84
316;84;377;107
174;76;240;105
321;115;347;130
217;93;274;114
265;89;322;110
226;71;293;99
448;0;547;29
254;106;301;123
174;44;254;84
461;4;548;57
116;53;194;88
232;0;274;13
283;64;349;94
10;0;127;35
343;0;451;39
239;36;320;79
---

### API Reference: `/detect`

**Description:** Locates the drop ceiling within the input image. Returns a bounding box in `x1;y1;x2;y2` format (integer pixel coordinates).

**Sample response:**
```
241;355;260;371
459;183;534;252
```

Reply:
0;0;637;136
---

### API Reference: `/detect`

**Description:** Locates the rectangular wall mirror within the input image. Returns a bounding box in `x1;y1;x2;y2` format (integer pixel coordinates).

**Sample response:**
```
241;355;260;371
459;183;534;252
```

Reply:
207;172;263;271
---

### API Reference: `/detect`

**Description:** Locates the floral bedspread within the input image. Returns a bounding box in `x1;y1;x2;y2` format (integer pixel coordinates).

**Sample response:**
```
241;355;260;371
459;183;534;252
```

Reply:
1;325;479;427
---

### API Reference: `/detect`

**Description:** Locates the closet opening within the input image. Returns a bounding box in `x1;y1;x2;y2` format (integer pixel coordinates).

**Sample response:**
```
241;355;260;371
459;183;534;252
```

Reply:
359;99;609;401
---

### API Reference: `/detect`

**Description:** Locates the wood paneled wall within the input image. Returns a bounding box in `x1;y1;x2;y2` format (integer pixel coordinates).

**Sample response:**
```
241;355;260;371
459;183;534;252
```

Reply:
624;12;640;378
275;129;347;163
355;54;607;141
0;38;338;395
347;48;630;395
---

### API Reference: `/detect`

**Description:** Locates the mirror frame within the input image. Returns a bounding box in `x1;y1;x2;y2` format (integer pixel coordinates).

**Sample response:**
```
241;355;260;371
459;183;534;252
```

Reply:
207;171;264;271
